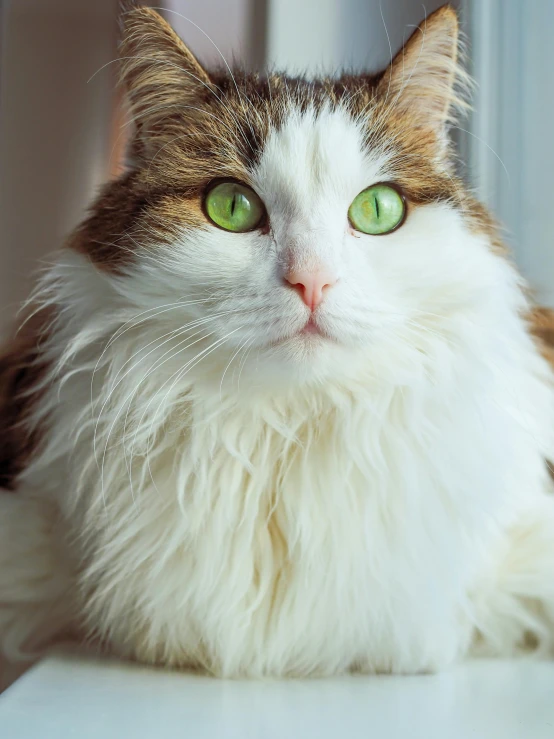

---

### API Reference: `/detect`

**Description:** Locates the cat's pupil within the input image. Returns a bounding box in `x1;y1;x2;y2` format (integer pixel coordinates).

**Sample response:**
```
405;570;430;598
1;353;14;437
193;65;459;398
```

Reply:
230;193;237;217
374;195;380;219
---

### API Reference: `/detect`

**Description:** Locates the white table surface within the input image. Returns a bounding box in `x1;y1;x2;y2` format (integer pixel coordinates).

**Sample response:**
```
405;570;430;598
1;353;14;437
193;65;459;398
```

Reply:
1;653;553;738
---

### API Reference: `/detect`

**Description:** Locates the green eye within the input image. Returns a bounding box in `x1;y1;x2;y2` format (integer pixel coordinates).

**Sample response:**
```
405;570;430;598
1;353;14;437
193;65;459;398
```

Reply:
348;183;406;235
204;181;265;232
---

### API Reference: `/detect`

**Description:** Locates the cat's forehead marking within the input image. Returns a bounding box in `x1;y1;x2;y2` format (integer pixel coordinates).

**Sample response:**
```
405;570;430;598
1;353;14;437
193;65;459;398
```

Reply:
251;105;388;221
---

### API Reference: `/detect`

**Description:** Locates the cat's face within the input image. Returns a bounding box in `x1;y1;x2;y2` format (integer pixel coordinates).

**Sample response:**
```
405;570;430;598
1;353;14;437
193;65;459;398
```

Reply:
76;6;500;391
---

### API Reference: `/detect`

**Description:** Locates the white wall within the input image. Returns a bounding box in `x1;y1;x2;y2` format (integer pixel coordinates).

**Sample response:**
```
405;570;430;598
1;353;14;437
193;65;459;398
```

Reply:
464;0;554;307
0;0;120;337
266;0;454;74
164;0;260;69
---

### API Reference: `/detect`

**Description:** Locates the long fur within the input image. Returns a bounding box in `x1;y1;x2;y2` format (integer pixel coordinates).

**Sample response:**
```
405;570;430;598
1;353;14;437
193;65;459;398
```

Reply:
1;4;554;683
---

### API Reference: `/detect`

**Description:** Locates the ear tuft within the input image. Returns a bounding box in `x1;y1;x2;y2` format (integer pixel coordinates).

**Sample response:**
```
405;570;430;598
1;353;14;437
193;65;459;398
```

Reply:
377;5;470;136
118;3;212;157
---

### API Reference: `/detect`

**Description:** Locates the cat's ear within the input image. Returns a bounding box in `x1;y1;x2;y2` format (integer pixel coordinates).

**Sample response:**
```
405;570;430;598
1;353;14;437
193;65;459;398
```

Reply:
118;2;212;157
376;6;468;140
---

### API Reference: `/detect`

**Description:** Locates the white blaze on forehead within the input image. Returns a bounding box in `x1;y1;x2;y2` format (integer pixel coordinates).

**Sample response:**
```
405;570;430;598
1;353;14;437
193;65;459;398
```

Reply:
250;105;389;266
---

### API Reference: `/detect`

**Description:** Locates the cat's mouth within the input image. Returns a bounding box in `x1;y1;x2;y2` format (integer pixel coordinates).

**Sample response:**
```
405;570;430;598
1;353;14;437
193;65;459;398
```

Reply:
301;318;321;335
267;316;335;348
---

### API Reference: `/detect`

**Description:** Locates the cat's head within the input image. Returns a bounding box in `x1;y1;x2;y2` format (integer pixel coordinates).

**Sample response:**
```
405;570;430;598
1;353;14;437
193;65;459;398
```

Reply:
71;4;510;393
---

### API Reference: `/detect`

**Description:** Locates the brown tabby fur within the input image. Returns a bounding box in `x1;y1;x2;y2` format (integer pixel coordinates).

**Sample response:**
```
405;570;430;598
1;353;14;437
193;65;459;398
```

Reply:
0;308;53;490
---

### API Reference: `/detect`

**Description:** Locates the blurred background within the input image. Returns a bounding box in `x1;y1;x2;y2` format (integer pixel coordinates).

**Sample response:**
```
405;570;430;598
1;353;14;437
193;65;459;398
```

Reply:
1;0;552;339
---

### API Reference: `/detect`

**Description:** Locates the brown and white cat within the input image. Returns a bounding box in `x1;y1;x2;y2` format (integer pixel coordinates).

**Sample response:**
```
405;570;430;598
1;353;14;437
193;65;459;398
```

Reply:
1;3;554;681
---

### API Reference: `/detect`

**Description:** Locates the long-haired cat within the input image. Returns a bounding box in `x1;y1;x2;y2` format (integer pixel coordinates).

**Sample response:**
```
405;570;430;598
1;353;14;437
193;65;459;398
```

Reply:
1;2;554;682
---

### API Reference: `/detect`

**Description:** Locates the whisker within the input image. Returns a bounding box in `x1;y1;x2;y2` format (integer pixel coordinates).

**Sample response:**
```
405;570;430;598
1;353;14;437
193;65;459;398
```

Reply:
98;327;219;503
219;333;251;399
101;308;240;404
134;327;243;494
236;334;256;392
94;311;240;469
90;297;218;411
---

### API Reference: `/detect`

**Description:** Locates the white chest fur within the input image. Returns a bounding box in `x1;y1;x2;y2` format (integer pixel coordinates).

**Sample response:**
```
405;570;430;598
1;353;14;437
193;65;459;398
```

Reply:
49;343;551;677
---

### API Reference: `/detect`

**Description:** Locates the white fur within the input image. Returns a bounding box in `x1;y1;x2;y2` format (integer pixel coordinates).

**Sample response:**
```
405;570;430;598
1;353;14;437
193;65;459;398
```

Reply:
2;106;554;679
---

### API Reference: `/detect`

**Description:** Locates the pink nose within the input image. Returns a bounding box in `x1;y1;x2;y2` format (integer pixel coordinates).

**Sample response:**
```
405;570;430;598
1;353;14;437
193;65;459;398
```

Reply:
285;268;337;311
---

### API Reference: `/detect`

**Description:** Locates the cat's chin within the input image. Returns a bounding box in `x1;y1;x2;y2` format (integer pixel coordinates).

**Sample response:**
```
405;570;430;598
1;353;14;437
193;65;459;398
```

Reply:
234;332;365;391
268;329;333;351
193;324;360;396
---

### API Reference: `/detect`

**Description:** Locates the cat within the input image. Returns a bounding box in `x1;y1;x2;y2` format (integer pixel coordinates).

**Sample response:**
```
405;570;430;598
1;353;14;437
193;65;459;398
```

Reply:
1;1;554;681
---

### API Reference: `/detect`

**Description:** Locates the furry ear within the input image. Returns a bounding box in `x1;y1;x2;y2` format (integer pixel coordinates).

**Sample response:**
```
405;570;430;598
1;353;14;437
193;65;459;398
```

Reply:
376;6;468;137
119;2;213;157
